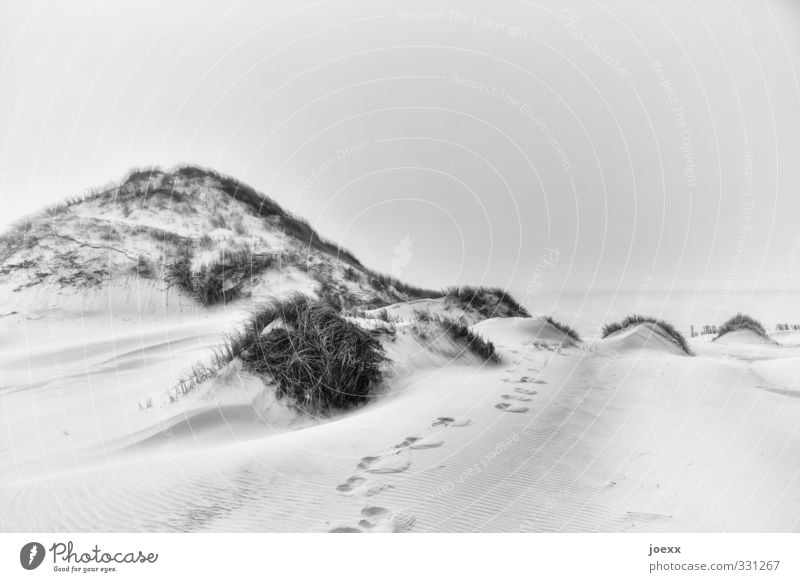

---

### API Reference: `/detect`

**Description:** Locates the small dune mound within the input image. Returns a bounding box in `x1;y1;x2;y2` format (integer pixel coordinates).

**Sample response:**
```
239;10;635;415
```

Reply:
400;311;500;363
602;315;692;356
472;316;581;348
713;314;775;344
712;328;777;345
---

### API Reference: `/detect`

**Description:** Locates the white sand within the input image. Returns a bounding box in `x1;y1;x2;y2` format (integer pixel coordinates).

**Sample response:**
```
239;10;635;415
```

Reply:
2;310;800;532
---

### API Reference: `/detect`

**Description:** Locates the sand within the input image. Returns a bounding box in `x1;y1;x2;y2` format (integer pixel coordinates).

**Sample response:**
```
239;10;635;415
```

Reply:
2;309;800;532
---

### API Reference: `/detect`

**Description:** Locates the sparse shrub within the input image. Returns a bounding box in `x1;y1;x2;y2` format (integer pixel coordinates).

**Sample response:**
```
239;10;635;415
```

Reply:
134;254;156;278
601;314;692;355
545;316;581;344
162;295;386;412
344;266;361;282
165;247;194;294
198;234;214;249
166;247;275;305
438;316;500;362
209;214;226;229
445;285;530;318
413;309;434;322
234;295;385;412
317;276;359;311
715;313;768;340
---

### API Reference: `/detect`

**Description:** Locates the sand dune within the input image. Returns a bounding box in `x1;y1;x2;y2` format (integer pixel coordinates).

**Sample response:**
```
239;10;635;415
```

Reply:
602;322;689;356
3;307;800;532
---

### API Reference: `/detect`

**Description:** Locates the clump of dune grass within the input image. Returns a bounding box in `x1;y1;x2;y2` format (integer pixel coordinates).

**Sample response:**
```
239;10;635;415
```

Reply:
166;247;275;305
544;316;581;344
714;313;768;340
439;316;500;362
445;285;530;319
227;294;386;412
410;310;500;362
602;314;692;355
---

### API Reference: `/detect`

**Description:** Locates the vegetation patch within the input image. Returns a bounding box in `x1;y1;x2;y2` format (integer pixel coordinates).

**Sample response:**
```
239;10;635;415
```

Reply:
166;247;275;305
544;316;582;344
439;316;500;362
714;313;768;340
602;314;692;355
410;310;500;363
445;285;530;319
225;295;386;412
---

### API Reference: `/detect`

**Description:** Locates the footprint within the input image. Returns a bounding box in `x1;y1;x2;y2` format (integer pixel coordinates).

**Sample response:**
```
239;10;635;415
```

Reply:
361;506;391;518
370;511;417;533
432;416;472;428
495;402;529;413
500;394;518;400
329;526;362;533
432;416;454;427
395;436;423;448
513;387;538;395
358;453;411;474
532;379;547;384
409;437;444;450
519;376;531;382
336;476;366;493
517;397;533;402
357;456;380;469
336;475;392;497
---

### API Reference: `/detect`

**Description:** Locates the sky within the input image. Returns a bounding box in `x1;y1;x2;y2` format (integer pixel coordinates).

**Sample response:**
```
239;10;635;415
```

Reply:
2;0;800;316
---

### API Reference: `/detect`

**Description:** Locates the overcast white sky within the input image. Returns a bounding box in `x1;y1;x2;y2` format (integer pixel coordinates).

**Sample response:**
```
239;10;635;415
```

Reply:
2;0;799;308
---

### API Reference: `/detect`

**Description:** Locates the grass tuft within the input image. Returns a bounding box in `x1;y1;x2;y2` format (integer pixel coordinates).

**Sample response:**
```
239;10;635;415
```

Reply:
166;247;275;305
444;285;530;318
544;316;582;343
231;295;386;412
438;316;500;362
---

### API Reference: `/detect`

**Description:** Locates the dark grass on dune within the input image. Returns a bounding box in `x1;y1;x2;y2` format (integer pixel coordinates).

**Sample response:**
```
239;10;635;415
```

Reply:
159;295;387;412
444;285;530;319
439;316;500;363
411;310;500;362
544;316;582;343
165;247;276;306
714;313;768;341
602;314;693;356
223;294;386;412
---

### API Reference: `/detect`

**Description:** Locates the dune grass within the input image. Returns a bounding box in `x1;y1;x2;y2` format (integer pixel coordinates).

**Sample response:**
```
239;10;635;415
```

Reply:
602;314;692;355
439;316;500;362
222;295;386;412
410;310;500;362
445;285;530;318
544;316;582;343
166;247;275;306
715;313;768;340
